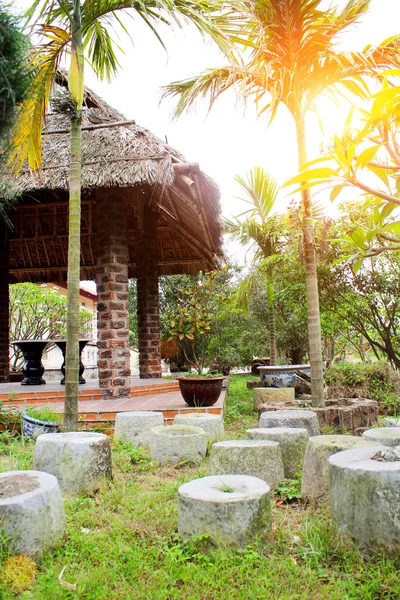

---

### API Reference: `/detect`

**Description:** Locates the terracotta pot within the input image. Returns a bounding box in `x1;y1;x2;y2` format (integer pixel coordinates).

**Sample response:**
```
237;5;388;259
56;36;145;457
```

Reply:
177;377;224;407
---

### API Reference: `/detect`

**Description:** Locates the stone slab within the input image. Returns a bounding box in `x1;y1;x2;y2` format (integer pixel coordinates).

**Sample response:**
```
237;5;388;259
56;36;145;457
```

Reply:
259;409;320;437
302;435;380;503
254;388;295;409
178;474;271;548
363;427;400;447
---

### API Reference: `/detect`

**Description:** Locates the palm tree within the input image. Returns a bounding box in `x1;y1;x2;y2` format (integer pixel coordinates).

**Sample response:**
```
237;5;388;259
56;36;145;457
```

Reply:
224;167;281;365
163;0;400;407
9;0;234;430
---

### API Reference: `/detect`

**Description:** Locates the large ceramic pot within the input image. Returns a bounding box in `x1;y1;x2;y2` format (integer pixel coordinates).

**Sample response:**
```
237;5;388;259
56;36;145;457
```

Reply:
22;414;60;439
177;377;224;407
258;364;310;388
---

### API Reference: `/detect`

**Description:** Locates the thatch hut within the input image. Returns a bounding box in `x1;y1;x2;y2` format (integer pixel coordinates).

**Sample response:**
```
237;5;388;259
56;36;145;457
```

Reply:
0;73;223;397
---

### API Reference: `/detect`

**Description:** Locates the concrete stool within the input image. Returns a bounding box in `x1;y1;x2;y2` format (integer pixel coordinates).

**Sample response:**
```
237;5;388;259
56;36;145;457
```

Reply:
329;446;400;555
301;435;379;503
150;425;208;465
383;417;400;427
178;474;271;548
254;387;295;409
259;409;320;437
174;413;224;441
114;411;164;446
246;427;309;478
363;427;400;447
0;470;65;558
33;432;112;494
209;440;284;489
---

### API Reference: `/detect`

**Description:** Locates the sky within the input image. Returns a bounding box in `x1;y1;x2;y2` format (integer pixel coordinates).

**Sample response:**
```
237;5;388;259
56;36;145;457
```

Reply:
13;0;400;275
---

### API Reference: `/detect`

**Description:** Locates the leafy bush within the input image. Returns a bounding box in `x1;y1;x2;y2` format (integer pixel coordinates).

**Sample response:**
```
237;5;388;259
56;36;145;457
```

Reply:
325;362;400;413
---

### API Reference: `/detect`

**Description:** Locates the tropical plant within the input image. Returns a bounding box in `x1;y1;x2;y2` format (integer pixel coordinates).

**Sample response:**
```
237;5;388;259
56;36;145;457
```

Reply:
9;283;92;372
167;270;228;374
0;4;31;222
9;0;236;429
164;0;400;407
224;167;282;365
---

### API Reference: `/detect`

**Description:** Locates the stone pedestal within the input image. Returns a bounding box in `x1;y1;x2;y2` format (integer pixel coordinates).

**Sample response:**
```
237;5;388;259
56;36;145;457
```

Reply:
150;425;208;465
363;427;400;447
136;203;161;378
33;432;112;494
178;475;272;548
329;446;400;555
0;470;65;558
95;193;131;398
114;411;164;446
246;427;308;478
174;413;224;440
259;409;320;437
302;435;379;503
254;387;295;409
209;440;284;489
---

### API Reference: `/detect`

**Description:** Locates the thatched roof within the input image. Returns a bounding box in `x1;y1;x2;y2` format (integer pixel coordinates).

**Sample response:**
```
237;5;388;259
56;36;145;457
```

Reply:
5;73;223;282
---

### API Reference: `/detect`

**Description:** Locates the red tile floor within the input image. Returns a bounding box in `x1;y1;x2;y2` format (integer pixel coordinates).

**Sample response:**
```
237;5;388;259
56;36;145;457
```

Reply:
0;379;225;429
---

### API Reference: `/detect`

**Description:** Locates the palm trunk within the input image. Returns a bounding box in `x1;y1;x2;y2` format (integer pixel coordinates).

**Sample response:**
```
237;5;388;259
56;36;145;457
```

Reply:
267;281;277;365
295;115;325;407
64;0;84;430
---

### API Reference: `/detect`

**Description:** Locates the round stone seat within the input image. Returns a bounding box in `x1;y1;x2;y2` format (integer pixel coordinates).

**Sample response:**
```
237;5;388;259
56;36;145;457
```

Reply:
301;435;379;503
259;409;320;437
150;425;208;465
178;474;271;548
33;432;112;494
114;411;164;446
383;417;400;427
209;440;284;489
329;446;400;555
363;427;400;447
174;413;224;440
246;427;309;478
0;470;65;558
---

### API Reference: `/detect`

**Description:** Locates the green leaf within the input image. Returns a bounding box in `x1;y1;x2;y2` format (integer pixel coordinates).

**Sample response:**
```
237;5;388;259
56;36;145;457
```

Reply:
355;145;380;169
284;168;339;188
330;185;344;202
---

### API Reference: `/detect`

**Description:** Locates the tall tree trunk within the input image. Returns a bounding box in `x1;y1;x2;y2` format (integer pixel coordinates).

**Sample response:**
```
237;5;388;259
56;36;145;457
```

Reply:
267;281;277;365
295;115;325;407
64;0;84;430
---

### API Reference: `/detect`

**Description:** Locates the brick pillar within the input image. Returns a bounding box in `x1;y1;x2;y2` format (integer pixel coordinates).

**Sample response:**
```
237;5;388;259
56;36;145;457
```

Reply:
136;203;161;378
95;193;131;398
0;222;9;383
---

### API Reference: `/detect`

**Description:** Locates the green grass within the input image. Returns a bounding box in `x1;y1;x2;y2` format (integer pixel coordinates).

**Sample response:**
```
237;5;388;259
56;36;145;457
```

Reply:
0;375;399;598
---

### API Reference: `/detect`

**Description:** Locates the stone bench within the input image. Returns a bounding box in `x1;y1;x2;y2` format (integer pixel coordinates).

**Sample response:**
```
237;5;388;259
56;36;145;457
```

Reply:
178;474;271;548
209;440;284;489
174;413;224;441
33;432;112;494
150;425;208;465
114;411;164;446
246;427;308;478
301;435;379;503
0;470;65;558
259;409;320;437
363;427;400;447
329;446;399;556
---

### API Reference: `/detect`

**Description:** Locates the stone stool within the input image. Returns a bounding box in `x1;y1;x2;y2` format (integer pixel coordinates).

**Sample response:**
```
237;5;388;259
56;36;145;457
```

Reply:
301;435;379;503
383;417;400;427
114;411;164;446
150;425;208;465
259;409;320;437
33;432;112;494
363;427;400;446
254;387;295;409
209;440;284;489
329;446;399;555
0;470;65;558
178;474;271;548
174;413;224;441
246;427;309;478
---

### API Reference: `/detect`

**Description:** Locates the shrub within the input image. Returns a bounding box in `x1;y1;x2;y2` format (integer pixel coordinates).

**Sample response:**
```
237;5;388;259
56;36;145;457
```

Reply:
325;362;400;414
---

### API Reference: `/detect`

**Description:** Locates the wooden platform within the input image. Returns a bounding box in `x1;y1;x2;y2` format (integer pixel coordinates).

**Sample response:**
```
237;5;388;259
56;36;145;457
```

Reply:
0;379;225;430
